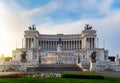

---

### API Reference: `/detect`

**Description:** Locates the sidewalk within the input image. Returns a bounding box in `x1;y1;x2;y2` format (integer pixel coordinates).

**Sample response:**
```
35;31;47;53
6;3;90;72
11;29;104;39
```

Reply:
97;71;120;77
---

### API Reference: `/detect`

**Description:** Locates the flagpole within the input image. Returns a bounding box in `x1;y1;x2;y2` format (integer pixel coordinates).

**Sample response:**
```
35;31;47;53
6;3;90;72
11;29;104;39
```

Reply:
38;46;41;64
39;52;41;63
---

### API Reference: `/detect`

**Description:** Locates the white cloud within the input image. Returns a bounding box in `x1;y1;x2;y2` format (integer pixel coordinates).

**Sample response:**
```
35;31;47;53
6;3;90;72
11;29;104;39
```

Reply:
37;10;120;56
23;0;59;18
0;1;31;56
97;0;113;15
0;0;120;56
80;0;97;10
51;0;114;16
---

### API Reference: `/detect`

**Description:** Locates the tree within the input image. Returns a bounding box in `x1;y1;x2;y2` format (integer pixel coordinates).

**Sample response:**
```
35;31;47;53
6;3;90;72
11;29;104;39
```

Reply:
0;54;5;60
4;57;12;61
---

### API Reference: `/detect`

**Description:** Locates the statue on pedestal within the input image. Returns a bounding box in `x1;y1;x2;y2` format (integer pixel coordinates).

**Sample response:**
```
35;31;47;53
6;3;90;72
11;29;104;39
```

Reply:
90;51;97;62
20;51;27;62
58;38;62;44
57;38;62;53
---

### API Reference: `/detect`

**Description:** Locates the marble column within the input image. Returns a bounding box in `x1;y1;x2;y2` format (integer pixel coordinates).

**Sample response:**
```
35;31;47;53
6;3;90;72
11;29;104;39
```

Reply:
28;38;30;48
89;38;91;49
91;38;93;49
76;40;77;50
44;40;46;50
71;41;73;50
46;40;48;50
74;40;76;50
51;41;53;51
25;38;27;48
68;41;69;50
68;41;70;50
65;41;67;50
50;41;52;51
62;41;64;50
53;41;55;50
70;41;71;50
30;38;31;48
48;41;49;50
43;41;44;50
80;40;81;49
93;38;95;48
27;38;28;48
66;40;68;50
55;41;57;50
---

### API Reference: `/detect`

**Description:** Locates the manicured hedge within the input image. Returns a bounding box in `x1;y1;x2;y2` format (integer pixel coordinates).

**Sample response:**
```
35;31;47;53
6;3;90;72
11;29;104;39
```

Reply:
0;77;120;83
61;72;104;79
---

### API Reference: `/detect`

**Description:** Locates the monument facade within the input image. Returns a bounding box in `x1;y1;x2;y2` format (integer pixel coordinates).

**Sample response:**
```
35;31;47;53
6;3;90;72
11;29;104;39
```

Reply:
12;24;109;64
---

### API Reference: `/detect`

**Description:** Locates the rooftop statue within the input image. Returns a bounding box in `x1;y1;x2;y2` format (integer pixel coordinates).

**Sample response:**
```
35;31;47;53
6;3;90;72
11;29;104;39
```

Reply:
28;26;32;30
84;24;92;30
32;24;36;30
28;24;36;30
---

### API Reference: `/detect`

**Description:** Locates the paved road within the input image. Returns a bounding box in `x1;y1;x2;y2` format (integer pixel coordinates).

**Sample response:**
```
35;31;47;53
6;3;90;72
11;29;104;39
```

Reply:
97;71;120;77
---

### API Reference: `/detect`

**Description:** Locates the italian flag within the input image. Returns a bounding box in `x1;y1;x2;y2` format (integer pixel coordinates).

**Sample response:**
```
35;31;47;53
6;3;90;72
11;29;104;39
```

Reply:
38;46;41;52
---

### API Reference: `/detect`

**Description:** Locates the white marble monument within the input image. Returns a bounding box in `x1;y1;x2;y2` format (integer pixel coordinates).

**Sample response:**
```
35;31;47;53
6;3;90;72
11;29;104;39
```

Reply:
12;24;120;71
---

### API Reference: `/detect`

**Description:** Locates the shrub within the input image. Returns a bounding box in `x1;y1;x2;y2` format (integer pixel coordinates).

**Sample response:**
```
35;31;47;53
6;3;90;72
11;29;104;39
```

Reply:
61;72;104;79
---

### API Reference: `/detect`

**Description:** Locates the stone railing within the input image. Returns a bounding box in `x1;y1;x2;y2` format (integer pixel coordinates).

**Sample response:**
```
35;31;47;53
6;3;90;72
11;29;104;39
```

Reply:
27;60;39;67
0;60;21;72
90;61;120;71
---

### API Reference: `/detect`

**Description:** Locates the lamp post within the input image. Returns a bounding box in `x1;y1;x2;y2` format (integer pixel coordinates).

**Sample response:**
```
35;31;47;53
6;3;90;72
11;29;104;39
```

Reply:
38;47;41;64
77;48;80;63
39;52;41;63
85;48;88;60
58;54;61;64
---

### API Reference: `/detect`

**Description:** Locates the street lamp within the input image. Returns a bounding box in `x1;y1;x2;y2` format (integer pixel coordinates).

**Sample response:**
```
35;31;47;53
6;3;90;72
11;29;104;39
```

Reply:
58;54;61;64
85;48;88;60
38;47;41;64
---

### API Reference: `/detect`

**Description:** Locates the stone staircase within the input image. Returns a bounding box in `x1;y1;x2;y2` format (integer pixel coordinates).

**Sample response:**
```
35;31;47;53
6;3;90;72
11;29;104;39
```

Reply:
27;64;82;72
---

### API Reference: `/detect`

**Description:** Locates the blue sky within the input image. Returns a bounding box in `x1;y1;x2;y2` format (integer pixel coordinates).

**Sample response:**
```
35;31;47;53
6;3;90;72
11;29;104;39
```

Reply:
0;0;120;56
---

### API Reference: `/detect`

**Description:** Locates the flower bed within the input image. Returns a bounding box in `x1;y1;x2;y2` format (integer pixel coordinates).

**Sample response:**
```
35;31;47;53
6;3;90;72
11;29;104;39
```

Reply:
0;73;61;78
24;73;61;78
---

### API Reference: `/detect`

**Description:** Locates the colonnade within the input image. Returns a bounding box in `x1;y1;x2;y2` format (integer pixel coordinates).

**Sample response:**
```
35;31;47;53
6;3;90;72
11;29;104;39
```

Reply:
25;37;96;50
39;40;82;51
86;38;95;49
25;38;34;49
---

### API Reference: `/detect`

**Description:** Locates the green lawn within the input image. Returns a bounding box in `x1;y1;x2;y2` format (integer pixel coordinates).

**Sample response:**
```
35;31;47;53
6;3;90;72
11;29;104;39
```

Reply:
0;77;120;83
61;72;104;79
0;72;119;83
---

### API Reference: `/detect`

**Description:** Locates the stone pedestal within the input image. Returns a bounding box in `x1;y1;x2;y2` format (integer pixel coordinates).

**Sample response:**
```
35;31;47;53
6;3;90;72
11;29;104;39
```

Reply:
90;61;96;72
20;62;27;72
57;44;62;53
20;51;27;72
